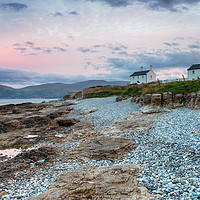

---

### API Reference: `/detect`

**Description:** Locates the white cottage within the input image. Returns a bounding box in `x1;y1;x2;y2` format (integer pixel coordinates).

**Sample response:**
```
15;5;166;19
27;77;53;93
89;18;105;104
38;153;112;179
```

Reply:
130;66;156;84
187;64;200;80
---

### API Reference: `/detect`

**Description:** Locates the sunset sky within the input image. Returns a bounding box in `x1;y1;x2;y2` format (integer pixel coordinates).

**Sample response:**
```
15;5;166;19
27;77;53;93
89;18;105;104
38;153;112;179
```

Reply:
0;0;200;87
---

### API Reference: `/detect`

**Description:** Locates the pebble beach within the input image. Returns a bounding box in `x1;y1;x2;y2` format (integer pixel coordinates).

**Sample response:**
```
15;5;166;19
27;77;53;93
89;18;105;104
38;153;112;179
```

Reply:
1;97;200;200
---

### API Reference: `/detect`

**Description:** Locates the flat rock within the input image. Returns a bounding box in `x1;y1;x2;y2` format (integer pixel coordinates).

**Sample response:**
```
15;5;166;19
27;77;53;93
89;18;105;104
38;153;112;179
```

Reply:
56;117;80;127
27;164;155;200
139;105;161;114
67;136;137;161
79;107;98;115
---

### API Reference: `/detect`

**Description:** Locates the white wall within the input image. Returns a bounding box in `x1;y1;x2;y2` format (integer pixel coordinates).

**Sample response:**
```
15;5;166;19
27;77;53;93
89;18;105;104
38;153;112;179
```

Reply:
188;69;200;80
147;70;156;83
130;75;147;84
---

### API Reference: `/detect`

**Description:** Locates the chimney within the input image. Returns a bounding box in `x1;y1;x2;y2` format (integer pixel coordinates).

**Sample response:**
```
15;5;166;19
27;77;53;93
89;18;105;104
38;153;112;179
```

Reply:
150;65;152;70
141;66;143;71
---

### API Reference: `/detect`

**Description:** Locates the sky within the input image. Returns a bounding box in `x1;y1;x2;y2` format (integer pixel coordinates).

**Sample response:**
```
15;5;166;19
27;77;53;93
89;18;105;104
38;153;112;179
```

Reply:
0;0;200;88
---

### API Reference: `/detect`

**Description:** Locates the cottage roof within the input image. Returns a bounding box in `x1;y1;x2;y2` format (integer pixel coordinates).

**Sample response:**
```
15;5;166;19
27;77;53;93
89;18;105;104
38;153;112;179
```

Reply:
130;70;150;77
187;64;200;70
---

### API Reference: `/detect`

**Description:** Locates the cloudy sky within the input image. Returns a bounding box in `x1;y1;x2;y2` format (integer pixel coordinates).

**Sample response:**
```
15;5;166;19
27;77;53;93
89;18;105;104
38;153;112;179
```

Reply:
0;0;200;87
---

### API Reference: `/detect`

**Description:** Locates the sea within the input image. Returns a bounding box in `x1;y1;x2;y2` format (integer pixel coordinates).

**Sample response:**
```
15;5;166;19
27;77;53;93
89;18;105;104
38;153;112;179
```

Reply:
0;98;58;106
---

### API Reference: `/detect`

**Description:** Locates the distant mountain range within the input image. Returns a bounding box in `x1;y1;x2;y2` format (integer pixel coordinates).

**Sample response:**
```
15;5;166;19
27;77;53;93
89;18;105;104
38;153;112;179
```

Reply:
0;80;129;98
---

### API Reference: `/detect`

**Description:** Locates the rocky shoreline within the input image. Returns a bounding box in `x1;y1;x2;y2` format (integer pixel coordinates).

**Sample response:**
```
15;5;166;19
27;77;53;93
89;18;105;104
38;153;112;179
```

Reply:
0;97;199;199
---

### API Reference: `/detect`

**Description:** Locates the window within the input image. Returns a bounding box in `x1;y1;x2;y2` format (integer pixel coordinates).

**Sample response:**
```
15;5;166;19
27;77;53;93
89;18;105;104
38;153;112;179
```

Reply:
142;76;144;79
150;75;152;79
137;76;139;79
193;71;195;74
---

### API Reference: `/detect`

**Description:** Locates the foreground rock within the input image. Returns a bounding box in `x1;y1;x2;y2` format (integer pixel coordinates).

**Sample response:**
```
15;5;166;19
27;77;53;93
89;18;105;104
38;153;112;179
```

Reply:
0;100;75;148
0;146;58;180
27;164;155;200
66;136;136;161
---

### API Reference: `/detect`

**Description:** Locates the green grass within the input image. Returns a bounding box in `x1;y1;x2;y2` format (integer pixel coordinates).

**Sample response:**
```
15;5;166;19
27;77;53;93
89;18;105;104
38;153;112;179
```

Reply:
84;80;200;99
85;90;124;98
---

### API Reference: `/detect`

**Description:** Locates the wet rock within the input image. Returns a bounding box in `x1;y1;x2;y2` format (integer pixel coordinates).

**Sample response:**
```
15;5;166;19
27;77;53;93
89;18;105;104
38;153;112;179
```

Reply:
56;118;80;127
0;120;20;133
0;147;58;180
21;116;55;128
27;164;154;200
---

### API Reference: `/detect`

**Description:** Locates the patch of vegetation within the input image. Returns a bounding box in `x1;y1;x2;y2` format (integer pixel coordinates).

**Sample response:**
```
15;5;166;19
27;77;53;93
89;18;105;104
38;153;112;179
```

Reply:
85;90;124;98
84;80;200;98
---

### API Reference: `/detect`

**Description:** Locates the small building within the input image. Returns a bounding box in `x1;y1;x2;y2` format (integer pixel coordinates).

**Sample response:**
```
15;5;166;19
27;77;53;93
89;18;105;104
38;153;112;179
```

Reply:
187;64;200;80
130;65;156;84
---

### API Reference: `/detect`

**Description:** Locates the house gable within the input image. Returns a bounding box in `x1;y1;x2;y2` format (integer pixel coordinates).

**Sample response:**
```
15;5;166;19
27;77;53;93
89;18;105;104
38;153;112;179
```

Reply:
187;64;200;71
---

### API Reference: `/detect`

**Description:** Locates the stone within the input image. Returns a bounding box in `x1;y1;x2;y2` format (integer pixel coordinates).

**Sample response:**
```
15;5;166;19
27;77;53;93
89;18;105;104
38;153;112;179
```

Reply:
56;118;80;127
27;164;155;200
162;92;173;107
47;110;68;119
0;120;20;133
131;97;136;103
68;136;137;161
116;96;123;102
142;94;152;106
173;94;184;107
139;105;161;114
0;147;58;180
151;94;162;106
21;116;56;128
79;107;98;115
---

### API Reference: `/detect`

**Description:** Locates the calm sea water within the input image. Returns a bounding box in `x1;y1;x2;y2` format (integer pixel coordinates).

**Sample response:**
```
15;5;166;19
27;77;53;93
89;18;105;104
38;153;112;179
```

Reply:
0;98;58;106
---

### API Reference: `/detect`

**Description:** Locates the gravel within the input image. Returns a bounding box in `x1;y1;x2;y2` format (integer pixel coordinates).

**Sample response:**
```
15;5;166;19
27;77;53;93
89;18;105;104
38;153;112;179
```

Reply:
68;97;141;131
1;98;199;200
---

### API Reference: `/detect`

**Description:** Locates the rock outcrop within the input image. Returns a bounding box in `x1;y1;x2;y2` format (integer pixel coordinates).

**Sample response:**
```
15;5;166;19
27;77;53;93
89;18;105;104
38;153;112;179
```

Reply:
56;118;80;127
0;147;58;180
132;91;200;109
27;164;155;200
67;136;137;161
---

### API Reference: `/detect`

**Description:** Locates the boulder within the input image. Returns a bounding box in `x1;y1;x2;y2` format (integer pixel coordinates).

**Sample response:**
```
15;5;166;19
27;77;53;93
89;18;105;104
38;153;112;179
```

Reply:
131;97;136;103
151;94;162;106
47;110;68;119
142;94;152;106
139;105;161;114
186;92;197;108
79;107;98;115
162;92;173;107
27;164;155;200
194;91;200;109
116;96;123;102
56;118;80;127
173;94;184;107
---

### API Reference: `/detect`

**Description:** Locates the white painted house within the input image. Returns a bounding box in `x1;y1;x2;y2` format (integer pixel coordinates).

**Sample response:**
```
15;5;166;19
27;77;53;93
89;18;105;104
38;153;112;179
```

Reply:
187;64;200;80
130;66;156;84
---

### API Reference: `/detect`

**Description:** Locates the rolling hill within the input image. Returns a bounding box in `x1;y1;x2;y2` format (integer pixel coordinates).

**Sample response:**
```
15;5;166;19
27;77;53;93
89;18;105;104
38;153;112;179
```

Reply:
0;80;129;98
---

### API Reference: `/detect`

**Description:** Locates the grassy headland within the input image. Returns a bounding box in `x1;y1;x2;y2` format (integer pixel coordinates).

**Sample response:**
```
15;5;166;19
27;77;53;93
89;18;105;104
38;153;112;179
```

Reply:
84;80;200;98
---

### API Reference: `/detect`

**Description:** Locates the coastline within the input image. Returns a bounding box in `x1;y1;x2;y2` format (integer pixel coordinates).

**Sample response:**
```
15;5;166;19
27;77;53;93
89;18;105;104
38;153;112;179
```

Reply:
0;97;199;199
